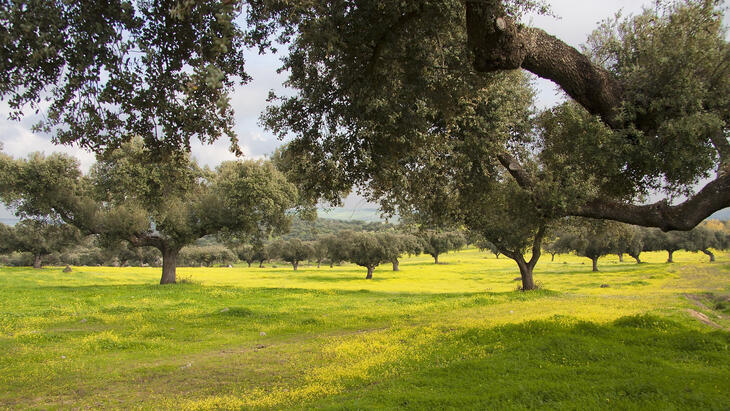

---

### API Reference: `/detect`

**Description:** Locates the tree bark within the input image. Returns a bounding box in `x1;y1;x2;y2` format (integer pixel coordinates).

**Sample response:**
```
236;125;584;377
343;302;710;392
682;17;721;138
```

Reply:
330;262;334;268
366;265;374;279
317;261;321;268
701;249;715;262
515;258;537;291
592;257;599;272
247;262;252;268
501;225;546;291
33;254;42;269
433;254;439;264
160;247;180;284
629;252;642;264
392;259;400;271
259;260;264;268
667;250;674;263
551;253;556;262
617;253;624;263
292;261;299;271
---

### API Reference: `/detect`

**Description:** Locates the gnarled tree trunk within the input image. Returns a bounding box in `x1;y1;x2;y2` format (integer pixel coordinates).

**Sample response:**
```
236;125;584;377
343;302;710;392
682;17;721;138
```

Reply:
33;254;42;269
701;249;715;262
502;226;546;291
366;265;374;279
392;259;400;271
515;258;537;291
292;261;299;271
160;247;180;284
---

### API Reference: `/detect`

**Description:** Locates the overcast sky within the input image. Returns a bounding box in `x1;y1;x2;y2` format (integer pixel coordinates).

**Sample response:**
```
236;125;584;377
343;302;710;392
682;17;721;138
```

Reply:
0;1;721;217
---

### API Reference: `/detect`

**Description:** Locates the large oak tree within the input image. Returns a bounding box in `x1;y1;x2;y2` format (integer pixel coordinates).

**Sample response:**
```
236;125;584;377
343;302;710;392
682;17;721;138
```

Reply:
0;142;298;283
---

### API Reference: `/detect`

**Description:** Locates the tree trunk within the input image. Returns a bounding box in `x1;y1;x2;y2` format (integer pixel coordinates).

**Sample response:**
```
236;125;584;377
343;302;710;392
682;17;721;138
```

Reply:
551;253;556;262
247;262;252;268
701;249;715;262
33;254;42;269
515;259;537;291
433;254;439;264
160;247;180;284
667;250;674;263
392;259;400;271
259;260;264;268
292;261;298;271
630;252;642;264
330;262;334;268
617;253;624;263
366;266;374;279
317;261;321;268
592;257;599;272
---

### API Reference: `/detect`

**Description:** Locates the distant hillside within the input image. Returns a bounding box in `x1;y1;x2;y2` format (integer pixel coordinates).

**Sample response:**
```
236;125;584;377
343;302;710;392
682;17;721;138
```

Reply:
317;207;396;223
282;217;393;241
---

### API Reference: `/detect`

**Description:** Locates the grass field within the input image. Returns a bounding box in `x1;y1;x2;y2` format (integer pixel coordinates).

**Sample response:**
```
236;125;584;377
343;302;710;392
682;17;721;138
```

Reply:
1;248;729;409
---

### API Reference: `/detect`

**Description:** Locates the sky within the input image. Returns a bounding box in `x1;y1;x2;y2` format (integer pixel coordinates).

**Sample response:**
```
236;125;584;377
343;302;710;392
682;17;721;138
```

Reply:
0;1;723;217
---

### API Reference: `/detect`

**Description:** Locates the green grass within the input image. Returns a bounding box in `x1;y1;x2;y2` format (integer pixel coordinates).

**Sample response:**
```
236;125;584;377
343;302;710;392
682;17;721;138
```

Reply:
0;249;728;409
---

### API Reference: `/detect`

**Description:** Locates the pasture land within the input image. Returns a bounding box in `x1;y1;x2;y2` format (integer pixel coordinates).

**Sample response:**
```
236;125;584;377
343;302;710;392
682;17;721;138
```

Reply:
0;249;729;409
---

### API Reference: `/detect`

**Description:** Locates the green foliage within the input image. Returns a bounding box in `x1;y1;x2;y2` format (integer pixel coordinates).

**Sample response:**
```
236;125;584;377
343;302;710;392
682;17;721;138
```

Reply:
420;230;466;263
0;0;249;154
179;245;236;267
585;0;729;194
5;220;81;267
552;219;627;270
0;141;298;282
268;238;313;269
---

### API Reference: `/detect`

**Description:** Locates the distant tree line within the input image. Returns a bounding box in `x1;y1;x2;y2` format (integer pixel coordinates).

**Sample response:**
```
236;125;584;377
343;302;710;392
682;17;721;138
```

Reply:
544;220;730;272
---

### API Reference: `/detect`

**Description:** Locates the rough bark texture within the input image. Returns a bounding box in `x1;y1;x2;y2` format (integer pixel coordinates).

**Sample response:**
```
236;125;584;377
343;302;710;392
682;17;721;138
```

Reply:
629;252;642;264
701;249;715;262
366;266;374;279
33;254;42;269
515;258;536;290
466;2;623;127
392;259;400;271
592;257;599;272
667;250;674;263
160;247;179;284
501;226;545;291
468;2;730;231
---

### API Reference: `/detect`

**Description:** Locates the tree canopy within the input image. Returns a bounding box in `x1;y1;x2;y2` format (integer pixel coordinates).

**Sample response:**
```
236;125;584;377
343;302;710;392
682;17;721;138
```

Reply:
0;0;249;155
0;141;298;283
254;0;730;231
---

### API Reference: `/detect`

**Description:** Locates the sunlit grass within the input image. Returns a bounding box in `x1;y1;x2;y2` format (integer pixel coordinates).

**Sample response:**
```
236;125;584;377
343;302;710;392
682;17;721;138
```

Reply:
0;249;728;409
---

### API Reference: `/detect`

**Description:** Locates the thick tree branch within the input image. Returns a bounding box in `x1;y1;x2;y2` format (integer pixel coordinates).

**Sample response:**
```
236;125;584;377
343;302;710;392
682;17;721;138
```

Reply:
497;151;730;231
574;172;730;231
528;225;545;268
496;152;533;187
466;1;623;127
